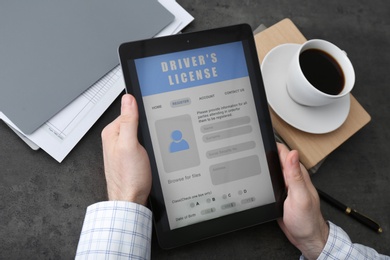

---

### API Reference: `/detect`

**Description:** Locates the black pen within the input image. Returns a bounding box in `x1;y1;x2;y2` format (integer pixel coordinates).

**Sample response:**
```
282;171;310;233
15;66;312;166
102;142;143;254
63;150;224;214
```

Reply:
316;188;383;233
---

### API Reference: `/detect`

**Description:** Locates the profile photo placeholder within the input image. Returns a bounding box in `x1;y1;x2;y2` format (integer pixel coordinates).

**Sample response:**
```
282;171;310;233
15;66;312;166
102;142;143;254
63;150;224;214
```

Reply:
155;114;200;173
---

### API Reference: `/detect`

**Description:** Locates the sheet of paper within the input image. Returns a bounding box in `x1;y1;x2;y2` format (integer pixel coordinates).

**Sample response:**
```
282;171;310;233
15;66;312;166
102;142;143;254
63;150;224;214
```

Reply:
0;114;40;150
157;0;194;36
0;0;175;135
1;67;124;162
0;0;194;162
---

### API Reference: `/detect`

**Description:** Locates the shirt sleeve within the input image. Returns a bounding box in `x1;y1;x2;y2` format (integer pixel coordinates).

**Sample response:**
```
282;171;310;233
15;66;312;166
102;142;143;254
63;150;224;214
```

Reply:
300;221;389;260
75;201;153;260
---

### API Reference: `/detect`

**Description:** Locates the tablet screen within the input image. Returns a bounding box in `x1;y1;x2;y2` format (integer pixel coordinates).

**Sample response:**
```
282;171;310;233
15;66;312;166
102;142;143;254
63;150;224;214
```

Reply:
119;24;285;248
133;41;275;229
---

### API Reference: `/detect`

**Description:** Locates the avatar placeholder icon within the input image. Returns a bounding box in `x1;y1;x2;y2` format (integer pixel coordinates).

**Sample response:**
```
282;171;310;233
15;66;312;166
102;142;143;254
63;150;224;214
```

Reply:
170;130;189;153
155;114;200;173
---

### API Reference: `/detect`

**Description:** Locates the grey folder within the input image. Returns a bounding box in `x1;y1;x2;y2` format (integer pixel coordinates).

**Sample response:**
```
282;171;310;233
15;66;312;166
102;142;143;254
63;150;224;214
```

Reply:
0;0;174;134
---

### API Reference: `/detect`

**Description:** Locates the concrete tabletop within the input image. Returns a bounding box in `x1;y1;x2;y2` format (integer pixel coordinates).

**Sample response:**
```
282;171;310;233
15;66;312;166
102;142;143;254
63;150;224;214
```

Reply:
1;1;389;258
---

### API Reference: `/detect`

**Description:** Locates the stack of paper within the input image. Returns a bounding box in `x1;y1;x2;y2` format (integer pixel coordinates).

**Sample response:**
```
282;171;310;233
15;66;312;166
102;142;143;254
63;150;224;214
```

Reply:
0;0;194;162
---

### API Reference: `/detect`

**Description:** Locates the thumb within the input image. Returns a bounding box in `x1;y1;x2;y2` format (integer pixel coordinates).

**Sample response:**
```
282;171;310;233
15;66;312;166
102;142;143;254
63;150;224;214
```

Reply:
284;150;307;193
120;94;137;117
118;94;139;144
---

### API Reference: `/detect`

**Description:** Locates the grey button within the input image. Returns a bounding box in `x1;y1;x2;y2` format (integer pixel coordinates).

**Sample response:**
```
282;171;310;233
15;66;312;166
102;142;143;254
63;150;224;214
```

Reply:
210;155;261;185
203;125;252;143
201;207;216;215
206;141;256;159
201;116;250;133
170;98;191;108
221;202;236;210
241;197;256;205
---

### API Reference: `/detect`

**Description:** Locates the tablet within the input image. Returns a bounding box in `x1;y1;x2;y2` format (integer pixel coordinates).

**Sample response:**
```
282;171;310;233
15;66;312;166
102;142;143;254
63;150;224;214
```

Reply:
118;24;286;249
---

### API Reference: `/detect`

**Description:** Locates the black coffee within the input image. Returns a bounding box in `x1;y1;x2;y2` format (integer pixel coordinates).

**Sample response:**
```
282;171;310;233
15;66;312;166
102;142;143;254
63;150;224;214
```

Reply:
299;49;345;95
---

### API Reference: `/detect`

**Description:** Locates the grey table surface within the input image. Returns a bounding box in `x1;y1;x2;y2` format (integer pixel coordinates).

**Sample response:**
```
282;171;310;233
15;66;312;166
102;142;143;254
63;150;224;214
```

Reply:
1;1;389;259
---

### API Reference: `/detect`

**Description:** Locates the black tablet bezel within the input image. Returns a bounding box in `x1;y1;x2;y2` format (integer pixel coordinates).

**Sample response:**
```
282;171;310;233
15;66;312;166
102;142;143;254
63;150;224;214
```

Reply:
118;24;286;249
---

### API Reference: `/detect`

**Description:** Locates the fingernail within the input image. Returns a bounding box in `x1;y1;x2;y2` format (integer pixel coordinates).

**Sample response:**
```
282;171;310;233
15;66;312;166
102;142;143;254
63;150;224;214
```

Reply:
122;94;133;106
290;151;299;165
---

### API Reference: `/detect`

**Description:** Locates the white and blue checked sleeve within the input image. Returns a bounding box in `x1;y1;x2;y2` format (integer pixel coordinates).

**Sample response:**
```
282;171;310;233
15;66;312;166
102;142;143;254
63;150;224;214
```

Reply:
300;221;389;260
75;201;152;260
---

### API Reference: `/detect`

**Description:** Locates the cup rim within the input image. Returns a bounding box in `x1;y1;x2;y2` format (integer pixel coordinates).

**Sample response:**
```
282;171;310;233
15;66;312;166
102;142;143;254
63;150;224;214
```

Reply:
298;39;355;98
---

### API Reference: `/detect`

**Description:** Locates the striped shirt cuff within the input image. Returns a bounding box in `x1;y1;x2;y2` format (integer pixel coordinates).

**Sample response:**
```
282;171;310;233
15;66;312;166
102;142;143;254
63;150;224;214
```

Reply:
300;221;389;260
76;201;152;260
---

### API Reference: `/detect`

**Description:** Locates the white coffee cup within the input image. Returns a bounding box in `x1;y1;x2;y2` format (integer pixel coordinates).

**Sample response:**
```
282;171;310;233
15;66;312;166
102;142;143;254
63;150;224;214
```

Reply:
286;39;355;107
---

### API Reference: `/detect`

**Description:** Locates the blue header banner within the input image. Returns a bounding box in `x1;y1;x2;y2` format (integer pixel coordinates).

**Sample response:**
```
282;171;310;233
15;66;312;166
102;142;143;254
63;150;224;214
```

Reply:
134;41;248;96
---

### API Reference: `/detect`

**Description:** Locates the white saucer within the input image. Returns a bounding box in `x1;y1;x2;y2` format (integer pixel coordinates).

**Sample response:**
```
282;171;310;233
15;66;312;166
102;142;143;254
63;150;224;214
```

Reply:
261;44;350;134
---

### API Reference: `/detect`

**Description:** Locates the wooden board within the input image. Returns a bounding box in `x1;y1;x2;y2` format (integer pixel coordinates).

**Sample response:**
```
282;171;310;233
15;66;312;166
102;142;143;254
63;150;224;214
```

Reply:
254;18;371;169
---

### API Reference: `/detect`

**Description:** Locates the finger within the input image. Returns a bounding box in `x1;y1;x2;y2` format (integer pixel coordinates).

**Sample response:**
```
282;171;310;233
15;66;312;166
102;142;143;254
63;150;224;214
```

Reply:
118;94;139;144
101;94;135;141
277;143;290;170
284;150;307;193
120;94;136;116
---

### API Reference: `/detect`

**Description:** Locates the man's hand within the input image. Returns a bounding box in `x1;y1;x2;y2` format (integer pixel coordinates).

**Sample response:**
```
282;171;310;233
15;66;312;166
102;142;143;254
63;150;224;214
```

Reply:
101;94;152;206
277;143;329;260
